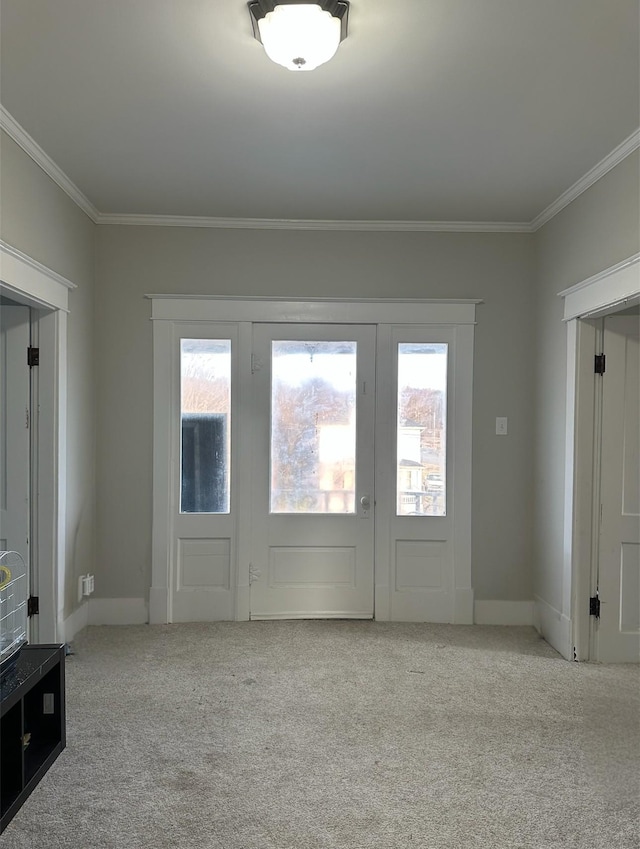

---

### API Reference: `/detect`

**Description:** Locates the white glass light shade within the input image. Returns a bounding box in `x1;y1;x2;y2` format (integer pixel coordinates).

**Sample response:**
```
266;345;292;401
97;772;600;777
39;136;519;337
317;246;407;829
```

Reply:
257;4;342;71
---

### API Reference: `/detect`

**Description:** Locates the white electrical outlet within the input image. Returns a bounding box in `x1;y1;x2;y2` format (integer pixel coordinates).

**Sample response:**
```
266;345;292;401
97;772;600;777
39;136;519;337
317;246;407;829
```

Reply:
496;417;508;435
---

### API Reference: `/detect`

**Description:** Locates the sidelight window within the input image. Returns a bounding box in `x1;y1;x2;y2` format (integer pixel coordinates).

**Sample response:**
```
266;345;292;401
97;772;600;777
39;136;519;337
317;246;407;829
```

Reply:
396;343;447;516
180;339;231;513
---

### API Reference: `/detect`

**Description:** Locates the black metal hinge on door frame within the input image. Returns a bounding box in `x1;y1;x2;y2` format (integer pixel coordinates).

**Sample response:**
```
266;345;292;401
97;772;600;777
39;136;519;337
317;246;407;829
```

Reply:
589;595;600;618
27;346;40;368
27;596;40;617
594;354;606;375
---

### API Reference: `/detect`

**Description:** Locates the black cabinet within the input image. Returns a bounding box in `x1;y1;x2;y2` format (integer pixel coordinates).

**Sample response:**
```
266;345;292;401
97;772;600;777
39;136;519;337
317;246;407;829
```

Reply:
1;644;66;833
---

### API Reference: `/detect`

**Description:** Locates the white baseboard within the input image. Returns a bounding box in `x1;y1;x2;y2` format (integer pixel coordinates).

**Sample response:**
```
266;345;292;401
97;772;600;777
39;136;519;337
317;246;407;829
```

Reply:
474;600;534;626
149;587;168;624
58;601;89;643
533;595;573;660
454;588;475;624
88;598;149;626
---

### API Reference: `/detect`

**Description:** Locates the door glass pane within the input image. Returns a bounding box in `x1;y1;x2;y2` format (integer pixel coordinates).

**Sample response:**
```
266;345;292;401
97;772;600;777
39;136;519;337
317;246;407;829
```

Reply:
180;339;231;513
397;343;447;516
271;341;357;514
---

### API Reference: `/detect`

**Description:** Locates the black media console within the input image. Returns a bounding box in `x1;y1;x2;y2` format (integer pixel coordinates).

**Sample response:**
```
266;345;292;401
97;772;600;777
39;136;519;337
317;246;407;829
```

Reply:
0;644;66;833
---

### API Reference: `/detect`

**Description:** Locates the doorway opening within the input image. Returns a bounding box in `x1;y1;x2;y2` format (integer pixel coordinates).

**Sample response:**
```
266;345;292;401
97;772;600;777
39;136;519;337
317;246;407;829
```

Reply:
560;254;639;662
1;241;76;644
150;296;479;625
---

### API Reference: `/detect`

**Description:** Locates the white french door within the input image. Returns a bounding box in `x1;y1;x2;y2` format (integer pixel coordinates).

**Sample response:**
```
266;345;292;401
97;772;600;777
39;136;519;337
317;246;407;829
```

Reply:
596;315;640;662
249;324;376;619
150;297;477;626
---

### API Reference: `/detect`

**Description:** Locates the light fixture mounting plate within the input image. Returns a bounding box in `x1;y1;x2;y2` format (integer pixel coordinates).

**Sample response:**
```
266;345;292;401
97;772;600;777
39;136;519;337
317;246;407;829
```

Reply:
248;0;349;44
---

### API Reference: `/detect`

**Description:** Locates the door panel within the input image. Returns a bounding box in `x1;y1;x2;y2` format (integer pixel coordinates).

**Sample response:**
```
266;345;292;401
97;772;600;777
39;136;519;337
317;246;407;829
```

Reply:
597;315;640;662
250;324;375;618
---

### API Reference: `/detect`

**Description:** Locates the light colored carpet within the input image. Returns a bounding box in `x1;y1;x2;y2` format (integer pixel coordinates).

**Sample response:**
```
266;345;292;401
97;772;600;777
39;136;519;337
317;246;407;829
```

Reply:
2;622;639;848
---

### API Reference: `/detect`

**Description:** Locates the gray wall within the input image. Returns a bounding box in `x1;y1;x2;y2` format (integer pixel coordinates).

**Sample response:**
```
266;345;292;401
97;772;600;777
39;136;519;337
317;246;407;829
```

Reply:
95;225;536;604
533;151;640;614
0;130;96;619
4;117;637;626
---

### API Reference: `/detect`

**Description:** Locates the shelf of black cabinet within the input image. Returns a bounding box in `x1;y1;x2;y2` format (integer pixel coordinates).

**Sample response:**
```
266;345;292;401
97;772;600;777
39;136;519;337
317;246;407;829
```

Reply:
0;644;66;833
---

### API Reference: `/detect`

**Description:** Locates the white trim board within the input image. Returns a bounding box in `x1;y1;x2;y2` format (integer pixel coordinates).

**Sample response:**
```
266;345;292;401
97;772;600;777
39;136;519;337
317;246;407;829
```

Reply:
2;104;638;233
0;105;99;223
61;598;149;638
88;598;149;626
557;256;640;662
59;601;89;644
533;596;572;660
147;295;481;325
474;601;534;626
1;241;76;311
531;128;640;231
559;253;640;320
0;243;73;646
98;214;532;233
71;599;535;629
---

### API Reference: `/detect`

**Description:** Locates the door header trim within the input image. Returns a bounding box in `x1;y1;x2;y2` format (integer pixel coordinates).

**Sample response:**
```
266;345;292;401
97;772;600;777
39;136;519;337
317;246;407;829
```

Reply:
146;296;481;325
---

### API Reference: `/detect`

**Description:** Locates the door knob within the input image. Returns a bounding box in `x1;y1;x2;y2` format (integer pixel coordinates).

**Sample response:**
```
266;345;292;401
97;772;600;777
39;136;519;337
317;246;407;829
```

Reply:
360;495;370;510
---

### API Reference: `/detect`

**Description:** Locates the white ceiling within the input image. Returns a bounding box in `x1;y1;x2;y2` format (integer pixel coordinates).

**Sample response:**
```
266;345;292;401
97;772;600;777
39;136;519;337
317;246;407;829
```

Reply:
1;0;638;224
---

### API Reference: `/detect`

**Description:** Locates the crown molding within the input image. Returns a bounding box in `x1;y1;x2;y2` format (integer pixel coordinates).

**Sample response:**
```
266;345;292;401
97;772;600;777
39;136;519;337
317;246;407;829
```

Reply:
95;213;533;233
531;127;640;232
2;104;637;234
0;105;100;223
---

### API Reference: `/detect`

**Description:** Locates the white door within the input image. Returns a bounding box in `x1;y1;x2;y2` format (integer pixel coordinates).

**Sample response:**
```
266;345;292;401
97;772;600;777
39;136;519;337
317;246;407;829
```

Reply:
596;315;640;662
0;305;30;562
249;324;375;618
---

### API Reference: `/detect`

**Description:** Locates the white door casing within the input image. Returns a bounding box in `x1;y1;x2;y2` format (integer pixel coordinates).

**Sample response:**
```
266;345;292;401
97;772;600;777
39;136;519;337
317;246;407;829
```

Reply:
0;240;75;643
149;297;478;625
560;252;639;661
0;305;30;562
596;315;640;662
250;324;375;619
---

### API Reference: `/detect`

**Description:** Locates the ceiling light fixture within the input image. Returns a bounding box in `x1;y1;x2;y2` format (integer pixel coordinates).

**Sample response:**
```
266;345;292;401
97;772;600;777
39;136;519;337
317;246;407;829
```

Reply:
248;1;349;71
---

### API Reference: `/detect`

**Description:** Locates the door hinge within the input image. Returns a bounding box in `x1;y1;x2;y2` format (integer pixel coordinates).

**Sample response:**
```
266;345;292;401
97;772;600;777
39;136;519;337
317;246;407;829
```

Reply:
27;346;40;368
594;353;606;375
27;595;39;617
589;595;600;619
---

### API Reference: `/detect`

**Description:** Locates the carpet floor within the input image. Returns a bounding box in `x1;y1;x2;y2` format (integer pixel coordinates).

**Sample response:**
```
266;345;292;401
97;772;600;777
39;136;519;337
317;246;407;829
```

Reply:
2;622;639;848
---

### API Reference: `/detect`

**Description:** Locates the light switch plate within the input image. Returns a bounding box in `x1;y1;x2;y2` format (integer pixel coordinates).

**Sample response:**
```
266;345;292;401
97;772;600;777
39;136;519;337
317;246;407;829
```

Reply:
496;417;508;435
